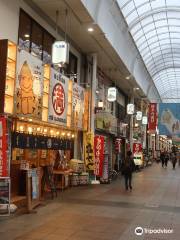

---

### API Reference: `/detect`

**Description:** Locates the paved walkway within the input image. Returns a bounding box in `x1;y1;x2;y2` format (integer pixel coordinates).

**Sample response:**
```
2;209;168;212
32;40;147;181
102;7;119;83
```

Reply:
1;162;180;240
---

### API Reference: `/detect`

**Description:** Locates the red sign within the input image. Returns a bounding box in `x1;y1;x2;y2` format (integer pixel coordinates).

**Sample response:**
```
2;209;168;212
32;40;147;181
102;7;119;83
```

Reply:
115;138;121;153
94;135;104;177
0;117;8;177
133;143;142;154
52;83;65;116
148;103;157;131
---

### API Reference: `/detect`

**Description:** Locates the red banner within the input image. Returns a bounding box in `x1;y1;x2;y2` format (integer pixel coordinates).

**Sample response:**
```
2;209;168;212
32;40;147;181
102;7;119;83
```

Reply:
115;138;121;153
0;117;8;177
94;135;104;177
148;103;157;131
133;143;142;154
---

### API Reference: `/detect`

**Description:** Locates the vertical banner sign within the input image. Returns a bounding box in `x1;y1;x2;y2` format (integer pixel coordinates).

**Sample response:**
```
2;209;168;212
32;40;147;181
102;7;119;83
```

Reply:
148;103;157;131
15;50;43;119
133;143;143;166
48;68;69;125
31;169;39;199
115;138;121;153
84;132;94;171
72;83;85;129
94;135;104;177
0;117;8;177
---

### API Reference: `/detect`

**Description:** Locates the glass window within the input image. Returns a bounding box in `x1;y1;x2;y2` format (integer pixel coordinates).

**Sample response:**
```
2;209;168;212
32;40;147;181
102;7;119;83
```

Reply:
43;32;54;64
31;22;43;59
18;11;31;51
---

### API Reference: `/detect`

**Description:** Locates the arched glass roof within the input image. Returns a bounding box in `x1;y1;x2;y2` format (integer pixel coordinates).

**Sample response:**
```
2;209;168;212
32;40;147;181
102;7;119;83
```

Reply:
117;0;180;102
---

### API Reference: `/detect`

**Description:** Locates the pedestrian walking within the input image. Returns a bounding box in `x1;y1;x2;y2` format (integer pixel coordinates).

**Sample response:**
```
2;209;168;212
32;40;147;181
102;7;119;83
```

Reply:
122;151;135;191
160;150;165;168
164;151;169;168
171;152;177;170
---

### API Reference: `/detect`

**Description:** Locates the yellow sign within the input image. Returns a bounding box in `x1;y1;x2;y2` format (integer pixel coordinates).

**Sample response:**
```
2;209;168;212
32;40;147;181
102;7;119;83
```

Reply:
84;132;94;171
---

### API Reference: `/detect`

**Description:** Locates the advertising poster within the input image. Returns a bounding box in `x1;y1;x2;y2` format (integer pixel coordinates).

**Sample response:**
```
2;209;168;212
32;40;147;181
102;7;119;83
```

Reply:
94;135;104;177
0;117;8;177
133;143;143;166
31;169;39;200
48;68;69;126
72;83;85;129
159;103;180;137
148;103;157;131
15;50;43;119
84;132;94;171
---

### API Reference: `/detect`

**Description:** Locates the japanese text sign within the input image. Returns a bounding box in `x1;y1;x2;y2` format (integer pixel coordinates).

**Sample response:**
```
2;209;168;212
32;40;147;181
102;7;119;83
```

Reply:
0;117;8;177
48;68;69;126
148;103;157;131
94;135;104;177
84;132;94;171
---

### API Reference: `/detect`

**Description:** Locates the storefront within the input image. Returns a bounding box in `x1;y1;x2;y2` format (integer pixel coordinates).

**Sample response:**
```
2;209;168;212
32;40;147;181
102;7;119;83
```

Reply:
0;39;89;211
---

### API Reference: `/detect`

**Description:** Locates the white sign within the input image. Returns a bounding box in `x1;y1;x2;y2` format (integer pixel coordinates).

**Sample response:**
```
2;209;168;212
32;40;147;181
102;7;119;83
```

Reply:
107;87;117;102
136;111;142;121
142;116;148;125
72;83;85;129
52;41;69;64
127;104;134;114
48;68;69;126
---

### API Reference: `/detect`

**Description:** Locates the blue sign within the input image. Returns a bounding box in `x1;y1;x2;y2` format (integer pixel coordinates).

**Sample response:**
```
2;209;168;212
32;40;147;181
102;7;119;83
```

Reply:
158;103;180;137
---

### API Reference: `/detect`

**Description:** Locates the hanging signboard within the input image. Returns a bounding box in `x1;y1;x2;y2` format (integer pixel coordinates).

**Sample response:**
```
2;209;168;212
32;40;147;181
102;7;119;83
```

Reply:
158;103;180;136
84;132;94;171
133;143;142;154
48;68;69;126
148;103;157;131
142;116;148;125
15;50;43;119
107;87;117;102
0;117;8;177
72;83;85;129
127;103;134;114
52;41;69;64
94;135;104;177
136;111;142;121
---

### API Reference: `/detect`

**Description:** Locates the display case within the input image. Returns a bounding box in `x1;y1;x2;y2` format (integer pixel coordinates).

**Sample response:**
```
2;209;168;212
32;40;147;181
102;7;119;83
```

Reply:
0;40;16;114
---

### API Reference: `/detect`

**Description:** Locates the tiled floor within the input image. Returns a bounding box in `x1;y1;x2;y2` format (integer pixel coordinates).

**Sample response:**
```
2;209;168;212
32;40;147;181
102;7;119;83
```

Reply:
1;162;180;240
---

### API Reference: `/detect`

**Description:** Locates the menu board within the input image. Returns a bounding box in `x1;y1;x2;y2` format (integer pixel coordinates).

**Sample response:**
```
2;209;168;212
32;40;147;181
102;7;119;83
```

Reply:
48;68;69;126
0;178;10;216
15;50;43;119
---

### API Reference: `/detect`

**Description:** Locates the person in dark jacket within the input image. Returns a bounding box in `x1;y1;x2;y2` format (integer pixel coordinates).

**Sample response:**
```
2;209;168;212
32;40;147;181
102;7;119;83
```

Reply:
160;150;165;168
122;151;135;191
171;152;177;170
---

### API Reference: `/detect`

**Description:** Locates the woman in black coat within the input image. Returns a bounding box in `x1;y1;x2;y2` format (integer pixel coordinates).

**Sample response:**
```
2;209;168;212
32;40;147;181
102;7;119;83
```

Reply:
122;151;135;191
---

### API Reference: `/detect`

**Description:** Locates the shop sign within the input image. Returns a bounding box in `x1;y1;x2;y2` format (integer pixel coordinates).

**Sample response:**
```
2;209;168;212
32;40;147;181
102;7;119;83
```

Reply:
142;116;148;125
100;154;109;182
133;143;142;154
115;138;121;153
15;50;43;119
94;135;104;177
72;83;85;129
107;87;117;102
84;132;94;171
0;117;8;177
136;111;142;121
12;132;73;150
20;160;29;170
52;41;69;64
48;68;69;126
148;103;157;131
127;104;134;114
